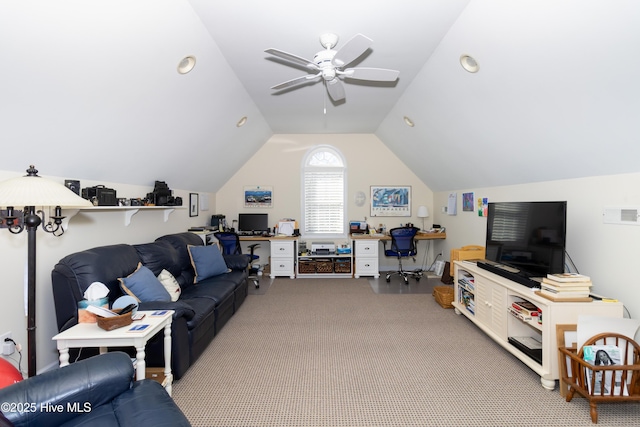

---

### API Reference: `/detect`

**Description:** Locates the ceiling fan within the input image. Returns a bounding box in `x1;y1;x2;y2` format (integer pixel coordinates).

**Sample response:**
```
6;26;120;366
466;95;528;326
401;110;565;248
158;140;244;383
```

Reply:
265;33;399;102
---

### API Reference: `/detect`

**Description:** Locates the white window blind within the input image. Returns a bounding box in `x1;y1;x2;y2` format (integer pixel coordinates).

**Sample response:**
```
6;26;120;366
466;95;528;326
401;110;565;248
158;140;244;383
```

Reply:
304;170;344;234
302;146;346;237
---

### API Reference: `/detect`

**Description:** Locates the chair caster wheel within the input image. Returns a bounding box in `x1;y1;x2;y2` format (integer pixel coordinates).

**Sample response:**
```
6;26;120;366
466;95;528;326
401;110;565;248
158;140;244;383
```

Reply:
386;276;391;283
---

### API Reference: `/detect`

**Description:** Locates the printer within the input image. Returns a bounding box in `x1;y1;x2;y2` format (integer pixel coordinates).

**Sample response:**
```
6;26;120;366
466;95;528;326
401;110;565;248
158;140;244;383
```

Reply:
311;242;336;255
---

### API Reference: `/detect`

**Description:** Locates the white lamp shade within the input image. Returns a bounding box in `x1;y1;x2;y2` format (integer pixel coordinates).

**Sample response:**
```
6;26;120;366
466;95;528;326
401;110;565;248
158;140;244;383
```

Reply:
417;205;429;218
0;170;93;208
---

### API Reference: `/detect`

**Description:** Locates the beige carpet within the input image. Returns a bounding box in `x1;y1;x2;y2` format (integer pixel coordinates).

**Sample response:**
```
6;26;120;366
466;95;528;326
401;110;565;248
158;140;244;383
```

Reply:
173;278;639;426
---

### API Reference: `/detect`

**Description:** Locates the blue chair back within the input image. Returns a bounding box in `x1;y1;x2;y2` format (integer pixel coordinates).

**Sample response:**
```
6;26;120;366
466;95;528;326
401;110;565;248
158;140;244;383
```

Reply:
386;227;419;257
214;232;242;255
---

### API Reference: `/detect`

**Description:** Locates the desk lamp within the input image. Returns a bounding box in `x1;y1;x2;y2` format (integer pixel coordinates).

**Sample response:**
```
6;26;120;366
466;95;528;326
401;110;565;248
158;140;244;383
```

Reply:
417;205;429;231
0;165;93;377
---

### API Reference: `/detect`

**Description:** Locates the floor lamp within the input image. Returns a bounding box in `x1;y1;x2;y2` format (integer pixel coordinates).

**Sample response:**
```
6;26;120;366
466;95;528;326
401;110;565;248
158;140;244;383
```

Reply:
0;166;92;377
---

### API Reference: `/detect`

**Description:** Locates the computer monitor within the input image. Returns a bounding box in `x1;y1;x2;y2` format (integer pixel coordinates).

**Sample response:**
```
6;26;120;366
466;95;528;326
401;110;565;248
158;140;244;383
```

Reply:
238;213;269;233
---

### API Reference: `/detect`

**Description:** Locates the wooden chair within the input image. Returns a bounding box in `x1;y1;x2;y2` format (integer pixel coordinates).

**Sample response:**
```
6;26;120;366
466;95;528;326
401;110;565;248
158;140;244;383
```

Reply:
559;332;640;423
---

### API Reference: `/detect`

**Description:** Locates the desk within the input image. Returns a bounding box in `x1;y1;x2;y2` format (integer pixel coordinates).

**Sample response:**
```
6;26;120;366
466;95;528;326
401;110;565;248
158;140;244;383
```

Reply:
198;232;445;279
52;310;174;396
351;232;447;241
351;232;446;278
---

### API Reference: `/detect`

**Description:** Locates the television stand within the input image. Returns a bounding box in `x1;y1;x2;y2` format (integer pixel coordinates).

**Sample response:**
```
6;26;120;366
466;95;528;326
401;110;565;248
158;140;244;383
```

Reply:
453;261;623;390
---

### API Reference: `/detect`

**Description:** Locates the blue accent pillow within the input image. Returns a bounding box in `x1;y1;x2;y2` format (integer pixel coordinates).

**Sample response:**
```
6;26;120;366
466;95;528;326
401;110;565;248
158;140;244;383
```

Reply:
187;245;229;283
119;262;171;302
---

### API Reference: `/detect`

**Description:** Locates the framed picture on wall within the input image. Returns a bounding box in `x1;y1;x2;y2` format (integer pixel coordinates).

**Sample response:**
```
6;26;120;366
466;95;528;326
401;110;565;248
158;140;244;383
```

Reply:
244;186;273;208
462;192;474;211
189;193;199;217
370;186;411;217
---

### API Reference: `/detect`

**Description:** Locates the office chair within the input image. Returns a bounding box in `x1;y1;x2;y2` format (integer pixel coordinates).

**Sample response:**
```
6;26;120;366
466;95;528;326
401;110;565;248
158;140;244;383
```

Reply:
214;232;261;288
384;226;422;285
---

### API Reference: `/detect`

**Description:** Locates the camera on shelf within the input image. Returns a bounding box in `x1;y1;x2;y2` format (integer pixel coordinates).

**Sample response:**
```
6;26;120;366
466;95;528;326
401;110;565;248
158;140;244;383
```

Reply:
146;181;182;206
81;185;117;206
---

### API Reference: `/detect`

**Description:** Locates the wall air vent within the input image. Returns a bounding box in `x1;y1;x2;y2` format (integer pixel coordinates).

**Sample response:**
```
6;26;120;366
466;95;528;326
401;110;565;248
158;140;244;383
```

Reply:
603;206;640;225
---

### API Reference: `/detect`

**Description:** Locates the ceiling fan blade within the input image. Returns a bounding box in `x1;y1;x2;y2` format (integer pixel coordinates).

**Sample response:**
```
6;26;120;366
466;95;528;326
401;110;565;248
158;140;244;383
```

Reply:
271;73;322;90
341;67;399;82
332;33;372;68
265;48;319;70
326;78;346;101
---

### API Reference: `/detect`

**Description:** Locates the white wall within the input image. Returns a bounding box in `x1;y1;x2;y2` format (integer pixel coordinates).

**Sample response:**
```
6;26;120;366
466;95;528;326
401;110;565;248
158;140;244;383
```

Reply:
215;134;439;271
0;169;213;375
432;172;640;320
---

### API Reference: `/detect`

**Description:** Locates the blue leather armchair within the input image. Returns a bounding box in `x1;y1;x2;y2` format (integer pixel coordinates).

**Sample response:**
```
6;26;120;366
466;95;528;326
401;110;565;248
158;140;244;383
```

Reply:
0;352;190;427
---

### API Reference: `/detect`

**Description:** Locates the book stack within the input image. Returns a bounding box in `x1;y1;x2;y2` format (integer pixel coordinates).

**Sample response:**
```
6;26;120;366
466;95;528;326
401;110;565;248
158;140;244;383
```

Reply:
509;299;540;321
540;273;592;299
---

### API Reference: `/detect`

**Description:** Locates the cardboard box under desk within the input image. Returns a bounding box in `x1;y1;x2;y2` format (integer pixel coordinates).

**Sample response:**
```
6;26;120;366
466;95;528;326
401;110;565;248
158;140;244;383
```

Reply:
450;245;485;275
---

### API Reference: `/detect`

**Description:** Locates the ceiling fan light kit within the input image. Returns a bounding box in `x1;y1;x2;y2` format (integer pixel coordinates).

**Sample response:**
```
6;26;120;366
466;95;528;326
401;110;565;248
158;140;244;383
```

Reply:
265;33;400;103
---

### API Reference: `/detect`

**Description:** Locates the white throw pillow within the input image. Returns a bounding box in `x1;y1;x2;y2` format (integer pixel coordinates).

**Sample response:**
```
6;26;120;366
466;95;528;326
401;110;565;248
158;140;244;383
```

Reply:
157;269;181;302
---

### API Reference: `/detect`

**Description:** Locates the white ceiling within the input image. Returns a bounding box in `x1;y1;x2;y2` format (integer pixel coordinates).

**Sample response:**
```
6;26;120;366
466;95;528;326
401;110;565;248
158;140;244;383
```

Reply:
1;1;639;193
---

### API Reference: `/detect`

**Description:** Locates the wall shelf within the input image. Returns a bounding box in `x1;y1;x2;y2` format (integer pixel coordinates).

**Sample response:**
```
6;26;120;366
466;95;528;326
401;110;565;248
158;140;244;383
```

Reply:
65;206;184;226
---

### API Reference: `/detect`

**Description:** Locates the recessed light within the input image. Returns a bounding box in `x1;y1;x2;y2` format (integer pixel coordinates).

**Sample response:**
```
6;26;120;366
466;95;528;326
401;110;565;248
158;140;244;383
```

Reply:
236;116;248;127
460;54;479;73
403;116;415;127
177;56;196;74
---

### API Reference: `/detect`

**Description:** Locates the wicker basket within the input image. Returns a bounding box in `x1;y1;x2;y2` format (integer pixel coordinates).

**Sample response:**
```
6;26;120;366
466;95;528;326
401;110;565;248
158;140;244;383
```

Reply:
298;259;316;274
97;310;133;331
316;259;334;273
333;259;352;274
433;286;454;309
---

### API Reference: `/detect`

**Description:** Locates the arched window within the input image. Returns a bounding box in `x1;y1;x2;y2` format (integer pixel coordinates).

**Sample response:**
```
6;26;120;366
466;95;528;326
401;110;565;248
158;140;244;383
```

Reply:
301;145;346;238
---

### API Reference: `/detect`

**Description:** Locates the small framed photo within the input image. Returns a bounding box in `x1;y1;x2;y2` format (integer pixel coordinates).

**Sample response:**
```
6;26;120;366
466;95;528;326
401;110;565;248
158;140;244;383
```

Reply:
189;193;199;217
244;186;273;208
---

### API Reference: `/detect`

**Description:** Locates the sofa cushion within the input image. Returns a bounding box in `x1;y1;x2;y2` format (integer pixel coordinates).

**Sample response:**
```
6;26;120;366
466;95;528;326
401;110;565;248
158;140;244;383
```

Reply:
119;263;171;302
157;269;181;302
187;245;229;283
134;240;182;278
156;233;205;289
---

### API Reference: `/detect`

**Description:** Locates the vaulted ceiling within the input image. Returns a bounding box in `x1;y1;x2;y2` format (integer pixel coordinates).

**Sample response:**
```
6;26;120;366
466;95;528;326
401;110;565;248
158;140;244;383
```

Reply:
1;1;639;193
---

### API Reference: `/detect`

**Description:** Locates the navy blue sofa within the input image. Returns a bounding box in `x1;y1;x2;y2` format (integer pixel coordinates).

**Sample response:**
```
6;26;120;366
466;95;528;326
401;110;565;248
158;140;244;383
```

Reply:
51;232;249;380
0;352;190;427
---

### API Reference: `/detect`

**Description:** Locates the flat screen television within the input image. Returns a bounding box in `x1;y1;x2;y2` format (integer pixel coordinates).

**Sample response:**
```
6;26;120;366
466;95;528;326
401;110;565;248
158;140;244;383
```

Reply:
481;201;567;283
238;213;269;233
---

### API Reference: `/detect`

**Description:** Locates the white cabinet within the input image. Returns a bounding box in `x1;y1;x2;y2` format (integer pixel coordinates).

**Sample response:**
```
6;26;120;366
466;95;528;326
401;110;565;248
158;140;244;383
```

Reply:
452;261;623;390
269;239;296;279
353;239;379;278
474;276;507;340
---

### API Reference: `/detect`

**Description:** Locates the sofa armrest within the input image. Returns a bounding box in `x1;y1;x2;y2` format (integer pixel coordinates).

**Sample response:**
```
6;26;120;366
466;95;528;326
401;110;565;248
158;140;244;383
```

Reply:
224;254;250;271
0;352;133;427
137;300;196;322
